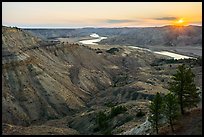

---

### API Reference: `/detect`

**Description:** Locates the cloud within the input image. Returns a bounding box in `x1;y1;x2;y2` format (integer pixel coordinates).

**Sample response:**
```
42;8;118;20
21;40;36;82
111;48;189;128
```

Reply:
154;17;178;20
105;19;137;24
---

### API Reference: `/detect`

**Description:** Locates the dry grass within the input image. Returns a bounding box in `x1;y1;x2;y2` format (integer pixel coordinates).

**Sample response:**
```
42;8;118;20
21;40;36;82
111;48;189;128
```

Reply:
159;108;202;135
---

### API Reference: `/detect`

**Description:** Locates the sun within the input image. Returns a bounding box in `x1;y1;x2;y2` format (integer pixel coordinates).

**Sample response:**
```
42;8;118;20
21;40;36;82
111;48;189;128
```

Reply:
173;18;187;26
178;19;184;24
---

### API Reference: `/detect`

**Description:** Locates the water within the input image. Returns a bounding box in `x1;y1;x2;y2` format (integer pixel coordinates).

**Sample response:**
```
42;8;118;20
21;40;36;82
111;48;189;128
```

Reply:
154;51;195;60
79;33;107;45
79;33;195;60
90;33;100;38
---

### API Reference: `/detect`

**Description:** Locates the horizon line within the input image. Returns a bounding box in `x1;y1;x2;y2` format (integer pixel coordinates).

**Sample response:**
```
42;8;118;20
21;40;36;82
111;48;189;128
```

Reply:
3;24;202;29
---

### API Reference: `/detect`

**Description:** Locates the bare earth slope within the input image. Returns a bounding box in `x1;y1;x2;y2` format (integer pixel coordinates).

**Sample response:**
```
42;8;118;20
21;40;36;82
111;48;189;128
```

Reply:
2;26;202;135
2;26;119;126
2;27;88;127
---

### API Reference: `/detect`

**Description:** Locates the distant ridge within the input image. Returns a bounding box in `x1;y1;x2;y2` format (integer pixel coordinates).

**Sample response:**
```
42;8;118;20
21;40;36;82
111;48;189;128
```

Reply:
24;25;202;47
16;24;202;29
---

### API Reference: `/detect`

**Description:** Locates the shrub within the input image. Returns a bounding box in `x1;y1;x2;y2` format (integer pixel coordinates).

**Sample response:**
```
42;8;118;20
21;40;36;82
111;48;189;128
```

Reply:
105;101;117;108
124;115;133;122
95;105;128;134
110;106;127;118
106;48;119;54
96;50;103;54
136;109;145;117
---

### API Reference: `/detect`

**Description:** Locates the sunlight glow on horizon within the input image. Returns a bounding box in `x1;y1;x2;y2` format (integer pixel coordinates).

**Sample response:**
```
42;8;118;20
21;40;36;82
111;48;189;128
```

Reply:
2;2;202;28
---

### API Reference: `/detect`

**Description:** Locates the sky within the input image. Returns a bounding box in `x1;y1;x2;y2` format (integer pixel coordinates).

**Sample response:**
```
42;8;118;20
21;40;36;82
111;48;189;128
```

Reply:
2;2;202;28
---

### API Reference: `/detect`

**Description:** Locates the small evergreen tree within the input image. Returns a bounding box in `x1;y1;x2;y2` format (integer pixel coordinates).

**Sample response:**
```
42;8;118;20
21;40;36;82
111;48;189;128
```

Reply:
96;111;109;129
162;93;180;132
149;92;163;134
169;64;200;115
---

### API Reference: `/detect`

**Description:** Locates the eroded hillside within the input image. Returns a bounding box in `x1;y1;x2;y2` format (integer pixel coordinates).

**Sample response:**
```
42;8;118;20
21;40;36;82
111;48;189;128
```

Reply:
2;26;202;135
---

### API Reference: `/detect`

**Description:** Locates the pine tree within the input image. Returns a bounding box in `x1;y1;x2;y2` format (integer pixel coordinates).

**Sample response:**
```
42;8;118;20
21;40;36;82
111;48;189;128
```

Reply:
162;93;180;132
96;111;109;130
169;64;200;115
149;92;163;134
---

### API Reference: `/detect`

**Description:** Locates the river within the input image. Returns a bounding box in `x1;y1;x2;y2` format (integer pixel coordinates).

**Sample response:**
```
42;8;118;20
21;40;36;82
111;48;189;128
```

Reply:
79;33;195;60
79;33;107;45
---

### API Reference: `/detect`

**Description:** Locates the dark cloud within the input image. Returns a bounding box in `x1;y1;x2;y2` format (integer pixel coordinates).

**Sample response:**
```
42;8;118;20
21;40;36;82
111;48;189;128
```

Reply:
154;17;178;20
105;19;136;24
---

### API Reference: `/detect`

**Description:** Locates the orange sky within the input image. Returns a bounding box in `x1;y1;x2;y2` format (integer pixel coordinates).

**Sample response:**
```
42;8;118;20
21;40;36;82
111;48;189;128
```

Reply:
2;2;202;28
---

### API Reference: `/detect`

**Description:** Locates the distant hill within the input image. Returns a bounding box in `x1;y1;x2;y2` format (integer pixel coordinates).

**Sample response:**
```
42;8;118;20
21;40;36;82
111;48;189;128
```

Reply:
25;28;76;39
99;25;202;47
24;25;202;47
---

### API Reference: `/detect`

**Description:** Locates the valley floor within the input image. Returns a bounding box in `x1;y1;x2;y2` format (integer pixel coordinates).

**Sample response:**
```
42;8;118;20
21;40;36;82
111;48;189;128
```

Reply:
57;36;202;57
